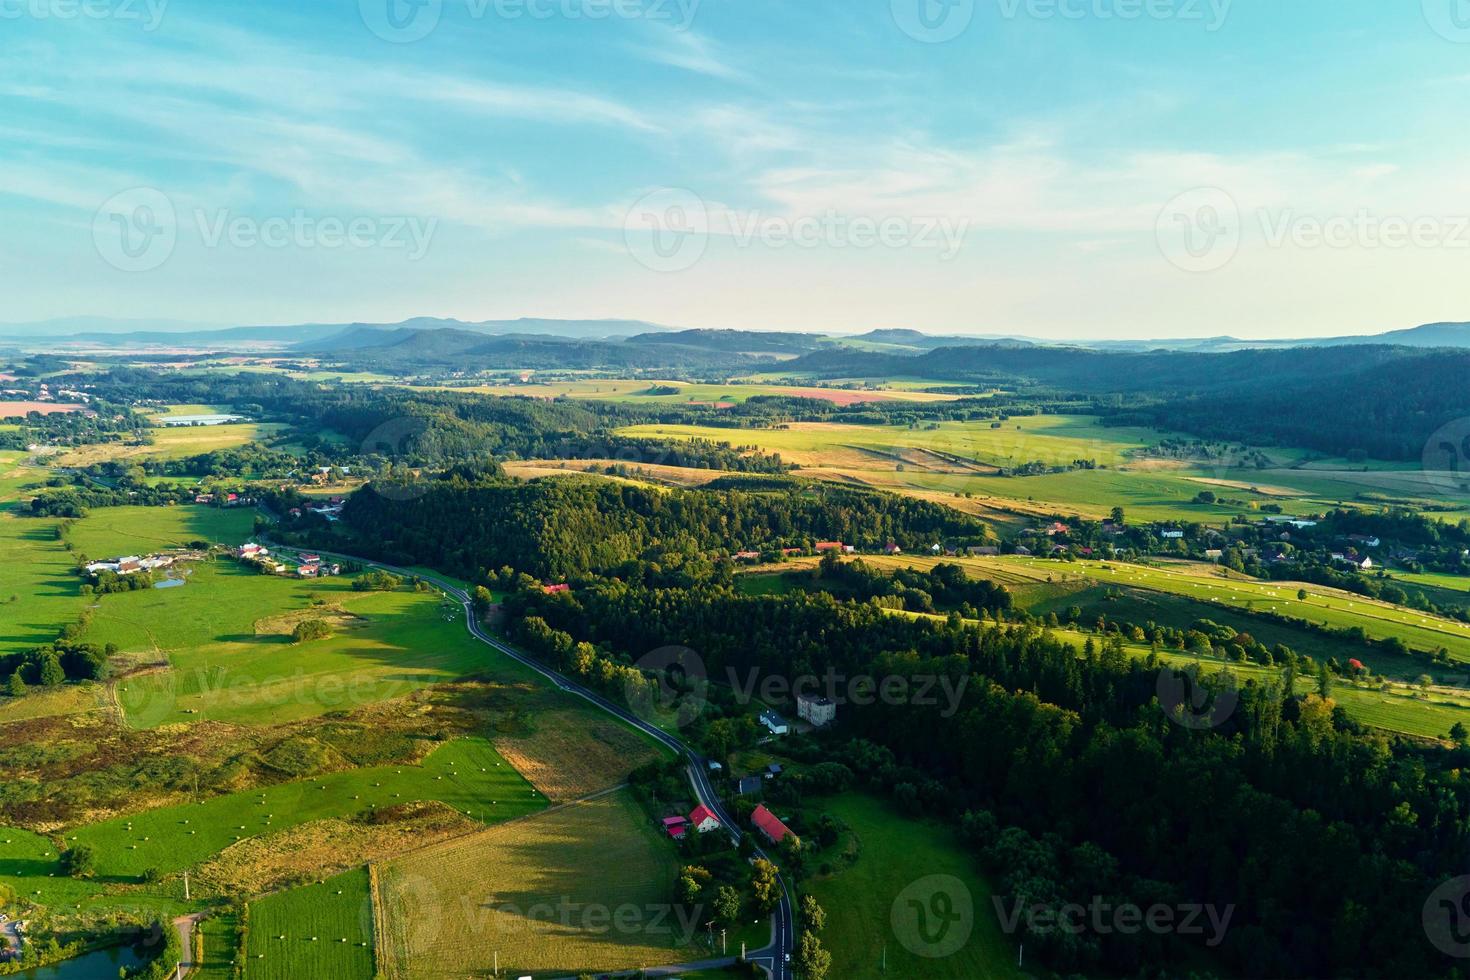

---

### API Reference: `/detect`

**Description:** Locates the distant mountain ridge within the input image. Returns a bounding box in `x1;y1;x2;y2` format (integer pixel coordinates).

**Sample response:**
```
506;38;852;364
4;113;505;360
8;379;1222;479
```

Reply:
0;317;676;347
5;315;1470;353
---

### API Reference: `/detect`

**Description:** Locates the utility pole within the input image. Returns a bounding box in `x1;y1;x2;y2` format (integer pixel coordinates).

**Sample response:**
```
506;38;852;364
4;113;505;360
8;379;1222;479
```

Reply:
722;928;726;955
183;871;190;901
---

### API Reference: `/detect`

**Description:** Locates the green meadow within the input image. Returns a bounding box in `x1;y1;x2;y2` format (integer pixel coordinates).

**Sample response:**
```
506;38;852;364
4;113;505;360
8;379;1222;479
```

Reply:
614;415;1470;524
244;868;374;980
65;504;257;558
84;562;493;727
0;824;190;921
805;794;1023;980
72;737;544;880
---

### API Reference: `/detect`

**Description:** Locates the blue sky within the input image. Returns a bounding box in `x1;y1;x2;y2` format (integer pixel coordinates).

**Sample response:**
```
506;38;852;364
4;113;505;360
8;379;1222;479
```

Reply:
4;0;1470;338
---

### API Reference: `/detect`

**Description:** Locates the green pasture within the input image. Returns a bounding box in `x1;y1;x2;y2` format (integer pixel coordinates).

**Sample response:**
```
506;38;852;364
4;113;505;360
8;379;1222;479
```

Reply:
0;512;90;659
613;415;1470;523
64;504;256;558
72;737;544;880
84;562;493;727
0;824;190;921
805;794;1023;980
243;868;375;980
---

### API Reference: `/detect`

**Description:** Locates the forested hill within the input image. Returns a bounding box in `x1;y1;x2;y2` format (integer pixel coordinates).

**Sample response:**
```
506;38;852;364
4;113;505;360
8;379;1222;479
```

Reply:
333;476;993;580
790;344;1470;459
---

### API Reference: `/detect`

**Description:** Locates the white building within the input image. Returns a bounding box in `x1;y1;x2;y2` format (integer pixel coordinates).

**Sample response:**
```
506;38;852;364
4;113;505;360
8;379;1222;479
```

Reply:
797;693;837;728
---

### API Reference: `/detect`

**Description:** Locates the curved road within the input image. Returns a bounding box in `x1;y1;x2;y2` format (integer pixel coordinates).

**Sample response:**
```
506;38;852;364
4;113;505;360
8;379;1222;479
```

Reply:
284;546;795;980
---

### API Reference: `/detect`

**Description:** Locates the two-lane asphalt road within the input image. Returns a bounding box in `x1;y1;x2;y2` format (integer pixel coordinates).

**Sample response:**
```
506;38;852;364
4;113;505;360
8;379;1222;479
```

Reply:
284;547;794;979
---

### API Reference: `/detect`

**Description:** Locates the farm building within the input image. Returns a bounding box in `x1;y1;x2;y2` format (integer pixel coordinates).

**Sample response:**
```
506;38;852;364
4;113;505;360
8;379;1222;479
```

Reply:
750;805;798;845
661;816;689;841
736;776;763;797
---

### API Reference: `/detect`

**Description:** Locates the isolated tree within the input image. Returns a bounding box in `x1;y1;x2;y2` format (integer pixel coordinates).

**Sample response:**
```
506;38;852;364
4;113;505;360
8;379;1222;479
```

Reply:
292;619;332;643
472;585;495;616
1450;722;1468;744
678;865;712;904
797;931;831;980
800;894;826;933
60;843;96;878
713;885;741;926
6;670;25;698
750;858;781;914
39;653;65;687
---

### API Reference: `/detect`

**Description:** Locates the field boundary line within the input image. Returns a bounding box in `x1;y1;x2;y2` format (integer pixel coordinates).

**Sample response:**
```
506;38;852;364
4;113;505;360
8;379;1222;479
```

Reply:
368;861;398;980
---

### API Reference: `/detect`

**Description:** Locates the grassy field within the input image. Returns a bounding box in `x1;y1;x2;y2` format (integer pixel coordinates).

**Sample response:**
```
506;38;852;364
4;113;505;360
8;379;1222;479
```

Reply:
0;512;92;659
244;868;374;980
72;737;544;880
852;553;1470;669
86;561;496;727
0;824;191;924
197;908;243;980
374;789;687;979
614;415;1470;524
65;504;257;558
54;422;285;466
805;794;1023;980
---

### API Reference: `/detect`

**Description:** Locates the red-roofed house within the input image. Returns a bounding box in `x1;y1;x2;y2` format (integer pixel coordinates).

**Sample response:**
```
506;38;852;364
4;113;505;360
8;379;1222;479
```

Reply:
688;804;721;834
814;541;844;553
543;583;571;595
750;804;797;845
